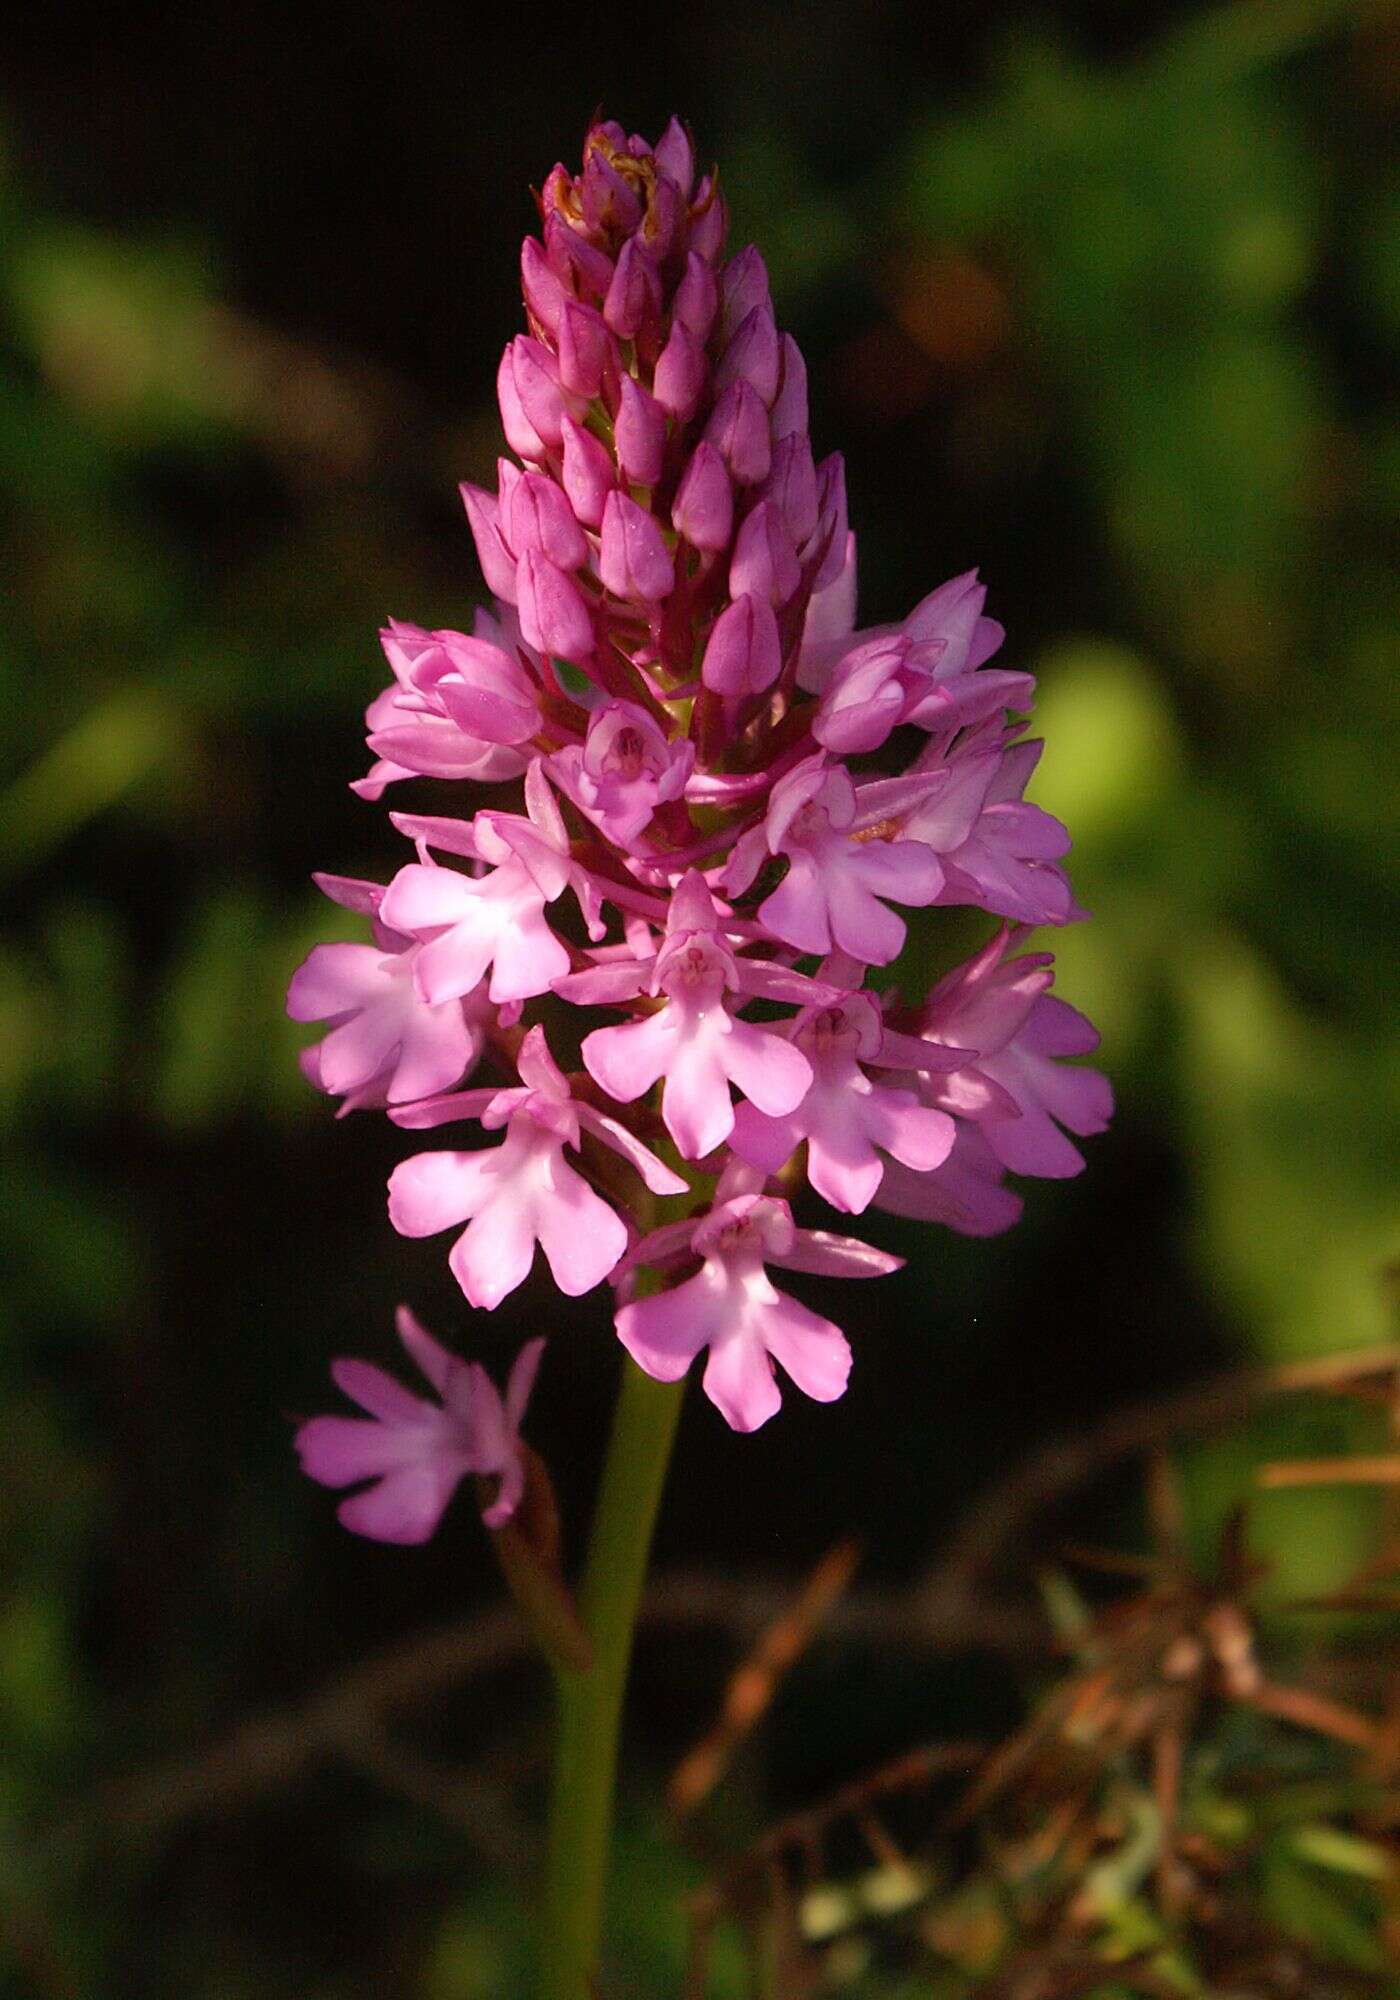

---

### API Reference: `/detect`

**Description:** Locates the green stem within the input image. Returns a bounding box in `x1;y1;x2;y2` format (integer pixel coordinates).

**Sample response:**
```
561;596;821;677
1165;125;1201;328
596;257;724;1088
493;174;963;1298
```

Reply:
537;1355;685;1999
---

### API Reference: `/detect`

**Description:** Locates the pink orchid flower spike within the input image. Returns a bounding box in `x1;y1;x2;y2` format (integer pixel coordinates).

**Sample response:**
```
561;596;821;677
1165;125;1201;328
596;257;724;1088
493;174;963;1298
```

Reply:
291;113;1112;1447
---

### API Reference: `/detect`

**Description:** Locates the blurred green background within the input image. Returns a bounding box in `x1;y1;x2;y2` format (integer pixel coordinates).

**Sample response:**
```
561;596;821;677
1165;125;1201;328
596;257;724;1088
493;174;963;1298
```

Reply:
1;0;1397;1993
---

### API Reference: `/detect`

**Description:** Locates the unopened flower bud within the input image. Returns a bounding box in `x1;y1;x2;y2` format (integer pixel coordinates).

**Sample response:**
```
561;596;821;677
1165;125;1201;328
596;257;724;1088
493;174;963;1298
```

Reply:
604;239;662;340
673;251;719;343
615;375;667;486
704;380;771;486
701;593;782;714
688;175;727;261
716;301;780;405
770;333;809;442
672;441;734;552
509;336;576;451
497;455;522;519
759;434;819;546
720;246;770;340
544;211;615;298
730;499;800;607
599;490;675;603
559;415;615;529
653;116;694;198
521;236;570;340
810;454;849;589
460;482;519;601
505;471;588;570
653;319;706;422
558;302;613;399
498;344;547;460
642;174;683;262
516;549;594;661
580;146;642;236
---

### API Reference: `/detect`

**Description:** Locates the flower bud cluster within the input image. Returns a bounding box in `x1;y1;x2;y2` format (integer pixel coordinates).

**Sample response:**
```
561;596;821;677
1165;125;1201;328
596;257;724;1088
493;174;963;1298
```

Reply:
290;119;1111;1529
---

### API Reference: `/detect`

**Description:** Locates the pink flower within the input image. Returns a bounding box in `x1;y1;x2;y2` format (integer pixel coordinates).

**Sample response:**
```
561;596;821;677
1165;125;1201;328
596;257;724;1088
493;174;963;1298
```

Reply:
378;762;595;1007
387;1026;685;1309
566;873;816;1160
874;1124;1024;1238
351;614;540;801
902;725;1080;928
295;1306;543;1541
800;567;1019;712
288;874;486;1113
730;984;956;1213
908;928;1113;1178
616;1185;901;1431
549;701;695;846
726;754;943;965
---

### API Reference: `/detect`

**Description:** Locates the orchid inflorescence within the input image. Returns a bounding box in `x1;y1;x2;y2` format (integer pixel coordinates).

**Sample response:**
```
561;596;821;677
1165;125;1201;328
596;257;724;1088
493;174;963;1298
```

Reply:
289;117;1111;1543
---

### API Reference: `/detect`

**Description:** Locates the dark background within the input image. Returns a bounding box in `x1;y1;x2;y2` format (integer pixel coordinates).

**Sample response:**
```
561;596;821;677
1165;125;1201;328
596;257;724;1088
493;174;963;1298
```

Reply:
1;1;1396;1992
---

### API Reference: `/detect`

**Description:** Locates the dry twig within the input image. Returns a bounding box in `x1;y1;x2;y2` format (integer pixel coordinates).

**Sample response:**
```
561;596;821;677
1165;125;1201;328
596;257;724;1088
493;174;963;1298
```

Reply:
923;1343;1400;1604
669;1540;860;1817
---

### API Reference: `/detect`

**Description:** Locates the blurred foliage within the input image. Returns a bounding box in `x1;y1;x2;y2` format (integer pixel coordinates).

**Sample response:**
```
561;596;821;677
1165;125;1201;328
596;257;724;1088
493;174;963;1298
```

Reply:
0;0;1396;1993
687;1454;1400;1998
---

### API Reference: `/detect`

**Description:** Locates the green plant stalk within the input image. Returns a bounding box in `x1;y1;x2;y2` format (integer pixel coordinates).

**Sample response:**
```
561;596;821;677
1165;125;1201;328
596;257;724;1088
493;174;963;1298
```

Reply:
537;1349;685;1998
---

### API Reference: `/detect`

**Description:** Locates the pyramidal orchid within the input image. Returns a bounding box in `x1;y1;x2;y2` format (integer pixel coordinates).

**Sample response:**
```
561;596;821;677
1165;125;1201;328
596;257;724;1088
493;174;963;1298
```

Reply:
286;117;1112;1994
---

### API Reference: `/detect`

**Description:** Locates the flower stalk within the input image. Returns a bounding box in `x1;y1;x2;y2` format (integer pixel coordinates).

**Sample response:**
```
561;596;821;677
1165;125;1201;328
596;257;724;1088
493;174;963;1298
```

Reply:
539;1350;684;2000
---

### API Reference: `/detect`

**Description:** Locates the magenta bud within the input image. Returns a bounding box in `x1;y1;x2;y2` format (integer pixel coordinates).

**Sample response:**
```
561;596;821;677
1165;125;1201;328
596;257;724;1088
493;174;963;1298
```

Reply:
720;246;771;340
653;318;706;422
604;239;662;340
510;336;575;451
560;416;615;530
558;301;612;398
505;471;588;571
653;117;694;198
544;212;615;299
760;433;819;545
671;441;734;552
643;174;683;262
715;300;781;405
701;592;782;711
810;453;849;589
516;549;594;662
615;375;667;487
460;482;519;603
540;163;572;227
673;251;719;343
770;333;809;442
688;175;728;262
496;455;523;518
498;344;547;461
581;147;642;236
704;379;772;486
599;490;675;604
521;237;570;341
730;499;800;608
